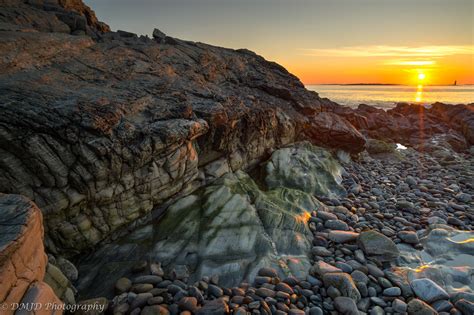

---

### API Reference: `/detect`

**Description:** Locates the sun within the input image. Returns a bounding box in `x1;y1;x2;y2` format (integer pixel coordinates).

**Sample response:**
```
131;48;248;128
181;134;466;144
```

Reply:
418;73;426;80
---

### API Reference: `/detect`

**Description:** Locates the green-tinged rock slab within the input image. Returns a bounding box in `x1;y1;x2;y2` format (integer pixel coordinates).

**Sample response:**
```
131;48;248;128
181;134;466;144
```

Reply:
76;170;327;298
265;142;346;199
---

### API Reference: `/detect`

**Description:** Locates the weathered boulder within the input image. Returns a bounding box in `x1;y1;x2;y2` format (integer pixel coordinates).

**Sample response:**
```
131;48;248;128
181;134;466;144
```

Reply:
265;142;347;198
305;112;366;153
0;194;62;312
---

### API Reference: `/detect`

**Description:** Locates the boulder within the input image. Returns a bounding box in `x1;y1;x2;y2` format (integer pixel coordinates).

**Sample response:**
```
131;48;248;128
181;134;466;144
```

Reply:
305;112;366;154
0;194;62;308
358;230;400;261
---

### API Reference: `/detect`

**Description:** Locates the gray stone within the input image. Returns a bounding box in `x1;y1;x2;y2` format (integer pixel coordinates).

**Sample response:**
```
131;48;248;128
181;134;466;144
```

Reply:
322;272;361;301
325;220;349;231
196;299;229;315
407;298;437;315
392;298;407;313
411;278;449;303
398;231;419;244
334;296;359;315
383;287;401;296
358;230;400;261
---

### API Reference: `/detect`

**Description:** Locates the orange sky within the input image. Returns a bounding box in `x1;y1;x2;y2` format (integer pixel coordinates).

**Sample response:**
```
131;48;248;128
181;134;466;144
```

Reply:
278;45;474;85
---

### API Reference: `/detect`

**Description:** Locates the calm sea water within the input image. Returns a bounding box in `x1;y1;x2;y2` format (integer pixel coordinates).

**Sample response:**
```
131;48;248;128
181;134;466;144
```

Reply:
306;85;474;109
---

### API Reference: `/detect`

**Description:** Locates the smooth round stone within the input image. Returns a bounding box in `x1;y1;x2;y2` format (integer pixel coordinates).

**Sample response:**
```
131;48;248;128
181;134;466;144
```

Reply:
370;305;384;315
335;262;353;273
328;231;359;243
312;246;332;257
115;277;132;293
275;282;294;294
258;267;278;278
378;277;392;289
351;270;369;285
398;231;419;244
327;286;341;299
178;297;198;312
383;287;401;296
131;283;153;293
411;278;449;303
325;219;349;231
370;296;387;307
431;299;453;312
309;306;323;315
256;287;275;298
334;296;359;315
392;298;407;313
208;284;224;298
288;309;305;315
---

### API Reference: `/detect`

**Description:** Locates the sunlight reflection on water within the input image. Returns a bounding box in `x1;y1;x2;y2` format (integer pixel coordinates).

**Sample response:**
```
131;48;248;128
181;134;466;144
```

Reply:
306;85;474;109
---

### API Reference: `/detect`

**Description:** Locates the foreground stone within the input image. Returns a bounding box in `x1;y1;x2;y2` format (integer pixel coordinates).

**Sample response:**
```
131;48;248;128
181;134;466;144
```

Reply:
0;194;62;312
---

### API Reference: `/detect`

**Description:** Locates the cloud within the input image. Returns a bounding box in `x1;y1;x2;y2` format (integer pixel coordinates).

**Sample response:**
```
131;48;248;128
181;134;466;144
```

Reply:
383;60;437;66
302;45;474;58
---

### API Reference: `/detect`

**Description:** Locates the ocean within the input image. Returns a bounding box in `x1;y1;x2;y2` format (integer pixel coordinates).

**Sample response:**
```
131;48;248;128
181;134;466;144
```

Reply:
306;85;474;110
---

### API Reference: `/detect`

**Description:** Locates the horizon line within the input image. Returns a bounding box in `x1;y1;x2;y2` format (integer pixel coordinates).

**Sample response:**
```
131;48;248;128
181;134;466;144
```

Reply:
304;83;474;86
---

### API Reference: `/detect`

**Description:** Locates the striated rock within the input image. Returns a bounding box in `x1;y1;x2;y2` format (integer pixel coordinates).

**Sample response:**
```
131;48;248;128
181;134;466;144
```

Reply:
358;230;400;262
265;142;346;198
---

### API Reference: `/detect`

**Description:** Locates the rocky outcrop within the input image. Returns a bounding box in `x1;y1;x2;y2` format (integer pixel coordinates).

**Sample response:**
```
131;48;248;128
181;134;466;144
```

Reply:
0;0;367;257
75;143;342;297
347;102;474;149
0;0;110;36
0;194;62;313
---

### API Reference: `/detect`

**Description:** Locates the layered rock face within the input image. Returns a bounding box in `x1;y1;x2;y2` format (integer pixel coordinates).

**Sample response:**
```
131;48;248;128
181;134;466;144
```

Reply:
0;0;366;256
0;194;62;313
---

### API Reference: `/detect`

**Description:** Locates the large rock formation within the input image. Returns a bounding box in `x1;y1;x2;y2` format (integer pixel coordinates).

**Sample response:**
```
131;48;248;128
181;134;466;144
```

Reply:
0;0;366;257
0;194;63;313
74;143;341;297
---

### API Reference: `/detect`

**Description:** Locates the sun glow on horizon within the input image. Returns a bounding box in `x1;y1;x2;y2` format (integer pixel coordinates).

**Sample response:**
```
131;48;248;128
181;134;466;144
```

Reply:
288;44;473;85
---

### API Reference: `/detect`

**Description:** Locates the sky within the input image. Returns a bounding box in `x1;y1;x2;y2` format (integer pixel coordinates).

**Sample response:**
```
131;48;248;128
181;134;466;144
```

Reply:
85;0;474;85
